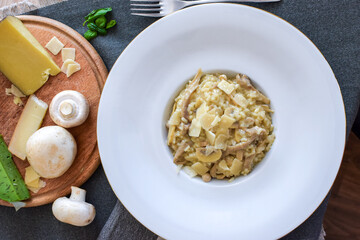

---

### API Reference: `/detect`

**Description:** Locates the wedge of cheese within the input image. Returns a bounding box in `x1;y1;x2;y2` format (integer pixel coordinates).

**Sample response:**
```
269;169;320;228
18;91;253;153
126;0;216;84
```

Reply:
8;95;48;160
0;16;60;95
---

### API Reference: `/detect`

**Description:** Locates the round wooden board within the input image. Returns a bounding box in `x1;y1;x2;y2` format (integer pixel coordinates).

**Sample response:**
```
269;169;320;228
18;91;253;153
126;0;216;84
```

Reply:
0;15;107;207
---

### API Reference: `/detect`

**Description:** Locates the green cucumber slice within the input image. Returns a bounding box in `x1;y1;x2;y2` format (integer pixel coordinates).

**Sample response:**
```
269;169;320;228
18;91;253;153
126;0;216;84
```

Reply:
0;135;30;202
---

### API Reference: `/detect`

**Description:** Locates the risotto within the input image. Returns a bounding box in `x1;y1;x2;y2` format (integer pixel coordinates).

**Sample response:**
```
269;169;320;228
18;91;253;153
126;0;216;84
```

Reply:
166;69;275;182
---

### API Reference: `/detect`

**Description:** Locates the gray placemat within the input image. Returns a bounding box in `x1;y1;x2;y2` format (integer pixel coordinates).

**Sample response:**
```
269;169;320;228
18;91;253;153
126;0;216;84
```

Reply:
0;0;358;239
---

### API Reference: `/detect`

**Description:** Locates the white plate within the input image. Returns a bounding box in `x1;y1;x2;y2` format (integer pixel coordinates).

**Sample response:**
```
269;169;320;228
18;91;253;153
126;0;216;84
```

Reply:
97;4;346;240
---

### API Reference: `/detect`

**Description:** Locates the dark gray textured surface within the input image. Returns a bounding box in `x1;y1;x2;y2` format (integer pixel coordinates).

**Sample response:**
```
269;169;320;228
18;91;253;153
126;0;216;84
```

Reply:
0;0;359;239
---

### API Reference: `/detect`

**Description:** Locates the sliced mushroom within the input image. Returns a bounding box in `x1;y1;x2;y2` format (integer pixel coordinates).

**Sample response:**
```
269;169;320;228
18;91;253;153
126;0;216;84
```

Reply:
173;142;189;164
196;147;222;163
235;74;253;90
210;164;217;178
246;126;266;139
235;74;270;104
229;122;240;129
214;134;228;150
224;141;253;155
180;69;203;120
236;150;244;160
243;154;256;171
243;117;255;127
224;126;266;156
179;123;190;136
209;162;225;179
230;158;243;175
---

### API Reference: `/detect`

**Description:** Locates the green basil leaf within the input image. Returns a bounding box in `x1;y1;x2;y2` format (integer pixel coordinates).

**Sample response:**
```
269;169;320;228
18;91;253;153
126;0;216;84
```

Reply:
87;23;107;35
84;30;98;40
95;16;107;28
106;20;117;29
84;9;97;20
87;23;97;32
83;7;112;26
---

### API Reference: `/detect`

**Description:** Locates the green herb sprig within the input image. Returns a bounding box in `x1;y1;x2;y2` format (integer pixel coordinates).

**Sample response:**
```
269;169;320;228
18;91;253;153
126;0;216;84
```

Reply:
83;7;117;41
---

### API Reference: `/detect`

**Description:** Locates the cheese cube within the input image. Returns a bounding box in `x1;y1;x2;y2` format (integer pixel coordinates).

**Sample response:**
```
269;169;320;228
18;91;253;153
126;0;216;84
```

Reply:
61;59;80;77
45;36;64;55
61;59;75;73
219;115;236;129
189;118;201;137
210;115;221;128
61;48;75;62
196;103;208;119
218;80;235;95
8;95;48;160
0;16;61;95
200;113;216;131
167;110;181;126
233;93;248;108
191;162;209;175
25;166;40;188
205;130;216;145
66;63;81;77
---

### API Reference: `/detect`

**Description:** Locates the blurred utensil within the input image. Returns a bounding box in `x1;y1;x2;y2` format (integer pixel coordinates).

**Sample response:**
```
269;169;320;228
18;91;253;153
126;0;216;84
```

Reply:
131;0;280;17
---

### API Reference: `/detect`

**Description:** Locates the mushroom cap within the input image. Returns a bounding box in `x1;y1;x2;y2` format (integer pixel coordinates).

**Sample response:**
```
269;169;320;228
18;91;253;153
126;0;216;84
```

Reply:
26;126;77;178
50;90;89;128
195;147;222;163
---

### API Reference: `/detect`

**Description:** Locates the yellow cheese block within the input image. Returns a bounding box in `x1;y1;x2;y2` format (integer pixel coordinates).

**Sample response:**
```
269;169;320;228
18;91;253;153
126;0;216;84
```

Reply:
25;166;40;188
0;16;60;95
8;95;48;160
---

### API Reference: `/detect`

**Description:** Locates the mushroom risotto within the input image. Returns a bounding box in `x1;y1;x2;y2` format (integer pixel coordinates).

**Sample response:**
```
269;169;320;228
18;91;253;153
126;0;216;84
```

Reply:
166;69;275;182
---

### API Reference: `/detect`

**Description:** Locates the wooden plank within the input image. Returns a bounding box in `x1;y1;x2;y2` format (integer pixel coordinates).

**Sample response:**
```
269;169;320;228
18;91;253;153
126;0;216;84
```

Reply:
324;132;360;240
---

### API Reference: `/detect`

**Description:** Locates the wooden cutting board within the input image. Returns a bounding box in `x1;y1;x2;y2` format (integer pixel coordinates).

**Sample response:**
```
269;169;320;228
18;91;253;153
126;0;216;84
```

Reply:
0;15;107;207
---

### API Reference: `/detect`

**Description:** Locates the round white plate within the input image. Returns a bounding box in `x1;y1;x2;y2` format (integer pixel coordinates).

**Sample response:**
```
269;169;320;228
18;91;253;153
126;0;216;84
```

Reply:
98;4;346;240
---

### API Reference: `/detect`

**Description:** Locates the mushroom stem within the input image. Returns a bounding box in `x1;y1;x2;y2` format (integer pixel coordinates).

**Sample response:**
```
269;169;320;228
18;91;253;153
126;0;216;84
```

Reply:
60;100;76;118
70;186;86;202
49;90;90;128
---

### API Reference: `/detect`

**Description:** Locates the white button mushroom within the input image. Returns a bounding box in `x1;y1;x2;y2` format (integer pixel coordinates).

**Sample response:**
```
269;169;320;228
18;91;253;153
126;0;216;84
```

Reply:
52;186;96;226
26;126;77;178
50;90;89;128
